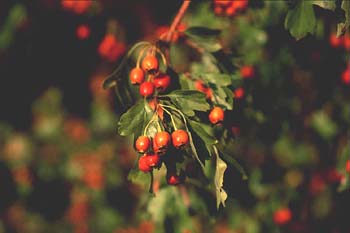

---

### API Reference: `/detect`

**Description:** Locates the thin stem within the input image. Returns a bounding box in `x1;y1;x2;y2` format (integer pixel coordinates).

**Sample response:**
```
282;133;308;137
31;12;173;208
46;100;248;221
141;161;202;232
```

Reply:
136;45;151;68
160;106;178;131
143;112;158;135
165;1;191;42
155;47;168;67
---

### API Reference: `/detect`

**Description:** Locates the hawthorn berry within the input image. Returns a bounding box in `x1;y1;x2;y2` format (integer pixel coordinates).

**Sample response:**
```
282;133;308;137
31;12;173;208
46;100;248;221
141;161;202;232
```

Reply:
329;33;342;48
145;153;161;167
240;65;255;79
341;67;350;85
76;24;90;40
346;160;350;173
167;174;182;185
98;35;126;62
130;67;145;84
139;81;155;97
209;107;224;124
138;155;152;173
135;136;151;153
153;73;171;91
171;129;189;148
154;131;171;153
273;208;292;225
343;36;350;50
194;80;212;99
141;55;159;73
234;87;245;99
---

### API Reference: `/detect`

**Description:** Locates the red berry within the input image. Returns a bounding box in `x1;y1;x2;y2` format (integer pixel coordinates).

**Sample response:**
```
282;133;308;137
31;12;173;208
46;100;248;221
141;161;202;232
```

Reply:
194;80;208;92
141;55;159;73
145;153;161;167
240;65;255;79
234;87;245;99
167;174;181;185
343;36;350;50
135;136;151;153
139;81;155;97
171;130;189;148
209;107;224;124
273;208;292;225
341;68;350;85
76;24;90;40
329;34;342;48
138;155;152;173
154;131;171;153
130;68;145;84
346;160;350;173
153;73;171;91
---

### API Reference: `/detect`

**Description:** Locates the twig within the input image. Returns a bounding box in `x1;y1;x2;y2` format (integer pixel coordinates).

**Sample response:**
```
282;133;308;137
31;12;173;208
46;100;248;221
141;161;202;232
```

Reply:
164;1;191;43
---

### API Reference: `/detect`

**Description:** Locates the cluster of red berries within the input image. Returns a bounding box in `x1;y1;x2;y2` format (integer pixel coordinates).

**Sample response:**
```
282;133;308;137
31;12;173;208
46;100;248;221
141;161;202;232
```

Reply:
135;129;189;185
98;35;126;62
329;33;350;50
61;0;92;14
213;0;248;16
129;54;171;96
341;65;350;85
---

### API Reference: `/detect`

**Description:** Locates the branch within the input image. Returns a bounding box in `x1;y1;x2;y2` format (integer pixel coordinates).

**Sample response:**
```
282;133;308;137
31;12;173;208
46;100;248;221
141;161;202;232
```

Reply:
164;1;191;43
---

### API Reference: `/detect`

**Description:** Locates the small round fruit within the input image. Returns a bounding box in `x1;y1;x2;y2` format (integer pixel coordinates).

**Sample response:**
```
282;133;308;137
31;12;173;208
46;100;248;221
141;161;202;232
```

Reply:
329;33;342;48
209;107;224;124
135;136;150;153
273;208;292;225
194;80;208;93
240;65;255;79
171;130;189;148
139;81;155;97
141;55;159;73
154;131;171;152
234;87;245;99
167;174;181;185
153;74;171;91
145;153;161;167
138;155;151;173
341;68;350;85
346;160;350;173
129;67;144;84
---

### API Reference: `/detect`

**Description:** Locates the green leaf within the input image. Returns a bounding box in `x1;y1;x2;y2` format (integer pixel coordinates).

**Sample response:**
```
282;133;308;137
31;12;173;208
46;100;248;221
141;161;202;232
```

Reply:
312;0;336;11
199;73;232;86
212;86;234;110
118;100;145;136
310;110;338;140
285;1;317;40
213;147;228;209
337;0;350;36
127;167;150;187
185;27;221;38
188;120;217;145
166;90;210;114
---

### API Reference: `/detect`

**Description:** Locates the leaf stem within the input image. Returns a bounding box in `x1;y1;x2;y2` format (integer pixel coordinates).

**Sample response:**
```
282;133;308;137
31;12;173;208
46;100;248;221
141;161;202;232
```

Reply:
160;106;178;131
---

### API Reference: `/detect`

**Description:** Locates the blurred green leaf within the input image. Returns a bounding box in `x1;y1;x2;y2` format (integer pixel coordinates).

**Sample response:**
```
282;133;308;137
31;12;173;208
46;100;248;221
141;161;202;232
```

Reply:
118;100;148;136
312;0;336;11
185;27;221;38
214;148;228;209
285;1;317;40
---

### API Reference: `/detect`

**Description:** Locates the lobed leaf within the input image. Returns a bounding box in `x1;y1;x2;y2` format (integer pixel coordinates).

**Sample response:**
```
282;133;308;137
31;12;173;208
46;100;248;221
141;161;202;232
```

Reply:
284;1;317;40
